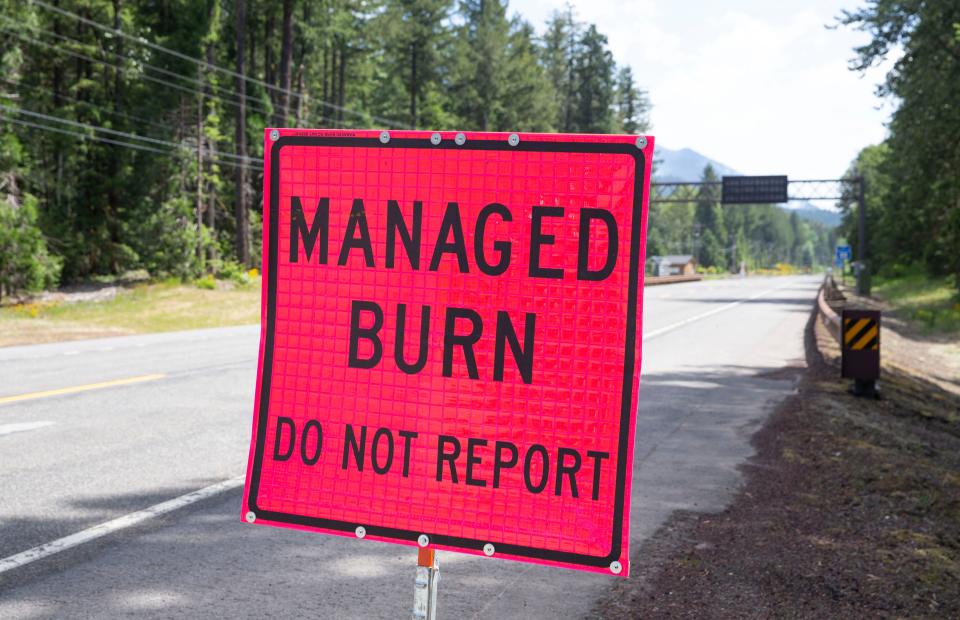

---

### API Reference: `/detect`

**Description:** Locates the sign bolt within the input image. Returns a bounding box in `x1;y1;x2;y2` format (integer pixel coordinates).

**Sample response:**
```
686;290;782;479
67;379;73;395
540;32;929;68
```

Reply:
454;132;466;146
483;543;495;556
245;511;256;523
417;534;430;547
355;526;366;539
609;561;623;574
379;131;391;144
508;133;520;146
269;129;280;142
430;132;442;145
635;136;647;150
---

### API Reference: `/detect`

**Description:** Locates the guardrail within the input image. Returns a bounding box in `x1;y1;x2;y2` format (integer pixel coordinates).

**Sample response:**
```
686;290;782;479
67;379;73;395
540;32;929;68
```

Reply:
818;274;880;397
644;274;703;286
817;275;842;342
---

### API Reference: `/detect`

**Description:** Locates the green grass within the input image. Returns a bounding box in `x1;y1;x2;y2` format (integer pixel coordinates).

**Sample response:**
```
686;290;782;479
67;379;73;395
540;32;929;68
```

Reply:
873;272;960;335
0;278;261;347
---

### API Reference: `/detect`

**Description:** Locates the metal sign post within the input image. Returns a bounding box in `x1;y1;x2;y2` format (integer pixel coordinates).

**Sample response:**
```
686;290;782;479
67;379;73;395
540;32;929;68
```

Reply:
413;547;439;620
836;246;852;287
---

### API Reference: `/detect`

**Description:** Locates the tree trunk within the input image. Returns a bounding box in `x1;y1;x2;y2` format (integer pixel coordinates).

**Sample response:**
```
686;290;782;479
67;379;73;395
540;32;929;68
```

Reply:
294;64;304;126
112;0;122;113
205;41;217;265
106;0;123;273
321;44;329;121
196;87;204;267
278;0;294;126
337;42;346;125
324;43;337;127
52;0;63;107
248;5;257;80
234;0;249;266
410;42;417;128
264;7;275;88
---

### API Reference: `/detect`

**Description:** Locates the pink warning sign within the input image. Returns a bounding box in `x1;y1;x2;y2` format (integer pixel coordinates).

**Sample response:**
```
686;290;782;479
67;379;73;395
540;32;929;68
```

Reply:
242;129;652;575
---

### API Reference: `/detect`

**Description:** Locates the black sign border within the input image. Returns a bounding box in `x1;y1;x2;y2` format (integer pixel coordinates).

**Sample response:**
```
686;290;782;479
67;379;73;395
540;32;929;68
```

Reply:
248;135;646;569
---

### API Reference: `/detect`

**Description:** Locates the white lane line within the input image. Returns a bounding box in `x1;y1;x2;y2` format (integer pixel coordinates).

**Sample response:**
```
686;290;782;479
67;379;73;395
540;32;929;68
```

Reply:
0;476;244;575
642;281;796;342
0;421;55;437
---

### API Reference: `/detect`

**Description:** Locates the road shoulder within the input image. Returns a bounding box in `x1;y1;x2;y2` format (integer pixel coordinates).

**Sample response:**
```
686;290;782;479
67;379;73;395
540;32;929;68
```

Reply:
597;297;960;618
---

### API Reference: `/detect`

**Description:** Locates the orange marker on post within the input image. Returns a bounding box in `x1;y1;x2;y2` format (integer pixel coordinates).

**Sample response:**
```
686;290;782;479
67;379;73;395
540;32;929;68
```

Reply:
413;542;439;620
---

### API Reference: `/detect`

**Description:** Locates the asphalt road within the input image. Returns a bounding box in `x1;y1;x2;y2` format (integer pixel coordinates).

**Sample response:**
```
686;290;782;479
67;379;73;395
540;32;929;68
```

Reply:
0;275;820;618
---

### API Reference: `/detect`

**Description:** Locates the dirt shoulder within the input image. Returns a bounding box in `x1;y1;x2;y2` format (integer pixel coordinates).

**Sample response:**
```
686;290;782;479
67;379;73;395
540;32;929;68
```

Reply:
598;297;960;618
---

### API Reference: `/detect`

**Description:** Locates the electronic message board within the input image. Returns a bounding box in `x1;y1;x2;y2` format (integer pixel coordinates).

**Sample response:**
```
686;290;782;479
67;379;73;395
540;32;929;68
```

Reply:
721;175;788;204
242;129;652;575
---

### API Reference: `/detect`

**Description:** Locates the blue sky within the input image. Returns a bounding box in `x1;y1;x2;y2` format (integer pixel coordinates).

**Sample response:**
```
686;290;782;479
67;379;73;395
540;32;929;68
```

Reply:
510;0;897;179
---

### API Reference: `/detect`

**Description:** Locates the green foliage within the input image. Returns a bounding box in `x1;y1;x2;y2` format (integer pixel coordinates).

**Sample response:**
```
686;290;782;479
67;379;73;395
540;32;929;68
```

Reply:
0;195;61;302
130;197;203;281
615;66;650;134
694;165;728;268
215;259;251;285
873;271;960;334
195;274;217;289
840;0;960;291
572;25;616;133
0;0;652;292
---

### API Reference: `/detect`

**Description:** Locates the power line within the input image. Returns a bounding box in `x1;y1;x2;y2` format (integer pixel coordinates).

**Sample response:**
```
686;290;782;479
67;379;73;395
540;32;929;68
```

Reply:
0;76;177;135
1;14;275;115
1;23;366;132
0;113;262;172
0;104;262;168
0;104;257;164
0;25;275;120
29;0;413;129
1;113;171;155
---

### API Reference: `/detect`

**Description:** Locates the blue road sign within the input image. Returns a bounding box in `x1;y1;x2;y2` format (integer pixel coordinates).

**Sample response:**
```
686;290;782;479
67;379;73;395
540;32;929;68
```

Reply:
836;245;852;262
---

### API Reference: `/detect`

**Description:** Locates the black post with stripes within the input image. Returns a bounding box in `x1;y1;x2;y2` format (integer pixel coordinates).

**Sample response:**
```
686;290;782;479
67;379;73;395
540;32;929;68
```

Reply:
841;308;880;397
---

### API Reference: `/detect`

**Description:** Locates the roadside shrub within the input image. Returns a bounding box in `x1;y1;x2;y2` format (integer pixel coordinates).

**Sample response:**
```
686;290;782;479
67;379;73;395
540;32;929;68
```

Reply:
131;197;203;280
215;260;250;285
195;274;216;290
0;195;62;303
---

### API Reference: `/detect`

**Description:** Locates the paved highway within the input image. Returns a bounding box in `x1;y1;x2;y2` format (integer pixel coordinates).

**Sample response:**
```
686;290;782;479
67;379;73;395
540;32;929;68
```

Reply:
0;275;819;618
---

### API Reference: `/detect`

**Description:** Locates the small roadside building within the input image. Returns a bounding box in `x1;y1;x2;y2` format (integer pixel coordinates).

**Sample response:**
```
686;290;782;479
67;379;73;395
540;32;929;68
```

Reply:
646;255;697;277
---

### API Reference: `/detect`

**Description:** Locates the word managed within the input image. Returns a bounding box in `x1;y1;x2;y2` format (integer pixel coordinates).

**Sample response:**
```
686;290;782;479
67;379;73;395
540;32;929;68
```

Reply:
289;197;619;280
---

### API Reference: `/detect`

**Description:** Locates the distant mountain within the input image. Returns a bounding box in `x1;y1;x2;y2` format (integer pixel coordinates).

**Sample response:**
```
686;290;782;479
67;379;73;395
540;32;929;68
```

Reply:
653;146;740;182
788;206;842;227
652;145;841;228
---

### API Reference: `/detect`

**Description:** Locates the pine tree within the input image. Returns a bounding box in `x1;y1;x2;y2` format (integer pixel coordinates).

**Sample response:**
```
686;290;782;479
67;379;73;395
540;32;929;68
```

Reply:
614;66;650;133
694;164;727;268
451;0;510;130
540;8;578;131
571;24;615;133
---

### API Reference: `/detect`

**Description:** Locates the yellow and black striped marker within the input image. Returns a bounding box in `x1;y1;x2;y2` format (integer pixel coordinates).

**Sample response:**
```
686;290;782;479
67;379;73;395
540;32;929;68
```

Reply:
843;317;879;350
841;308;880;384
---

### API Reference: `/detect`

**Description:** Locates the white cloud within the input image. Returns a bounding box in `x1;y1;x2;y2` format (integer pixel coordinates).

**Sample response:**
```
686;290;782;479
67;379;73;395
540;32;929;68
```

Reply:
510;0;897;179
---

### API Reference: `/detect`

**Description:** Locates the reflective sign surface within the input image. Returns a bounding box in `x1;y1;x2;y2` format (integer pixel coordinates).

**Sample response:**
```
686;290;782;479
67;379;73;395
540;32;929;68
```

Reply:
242;130;652;575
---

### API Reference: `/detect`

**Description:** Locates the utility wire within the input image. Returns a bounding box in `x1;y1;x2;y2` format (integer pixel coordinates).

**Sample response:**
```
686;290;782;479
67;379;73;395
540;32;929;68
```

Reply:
29;0;413;129
1;14;274;114
1;23;363;132
0;75;177;135
0;104;261;166
0;25;275;120
0;112;261;171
